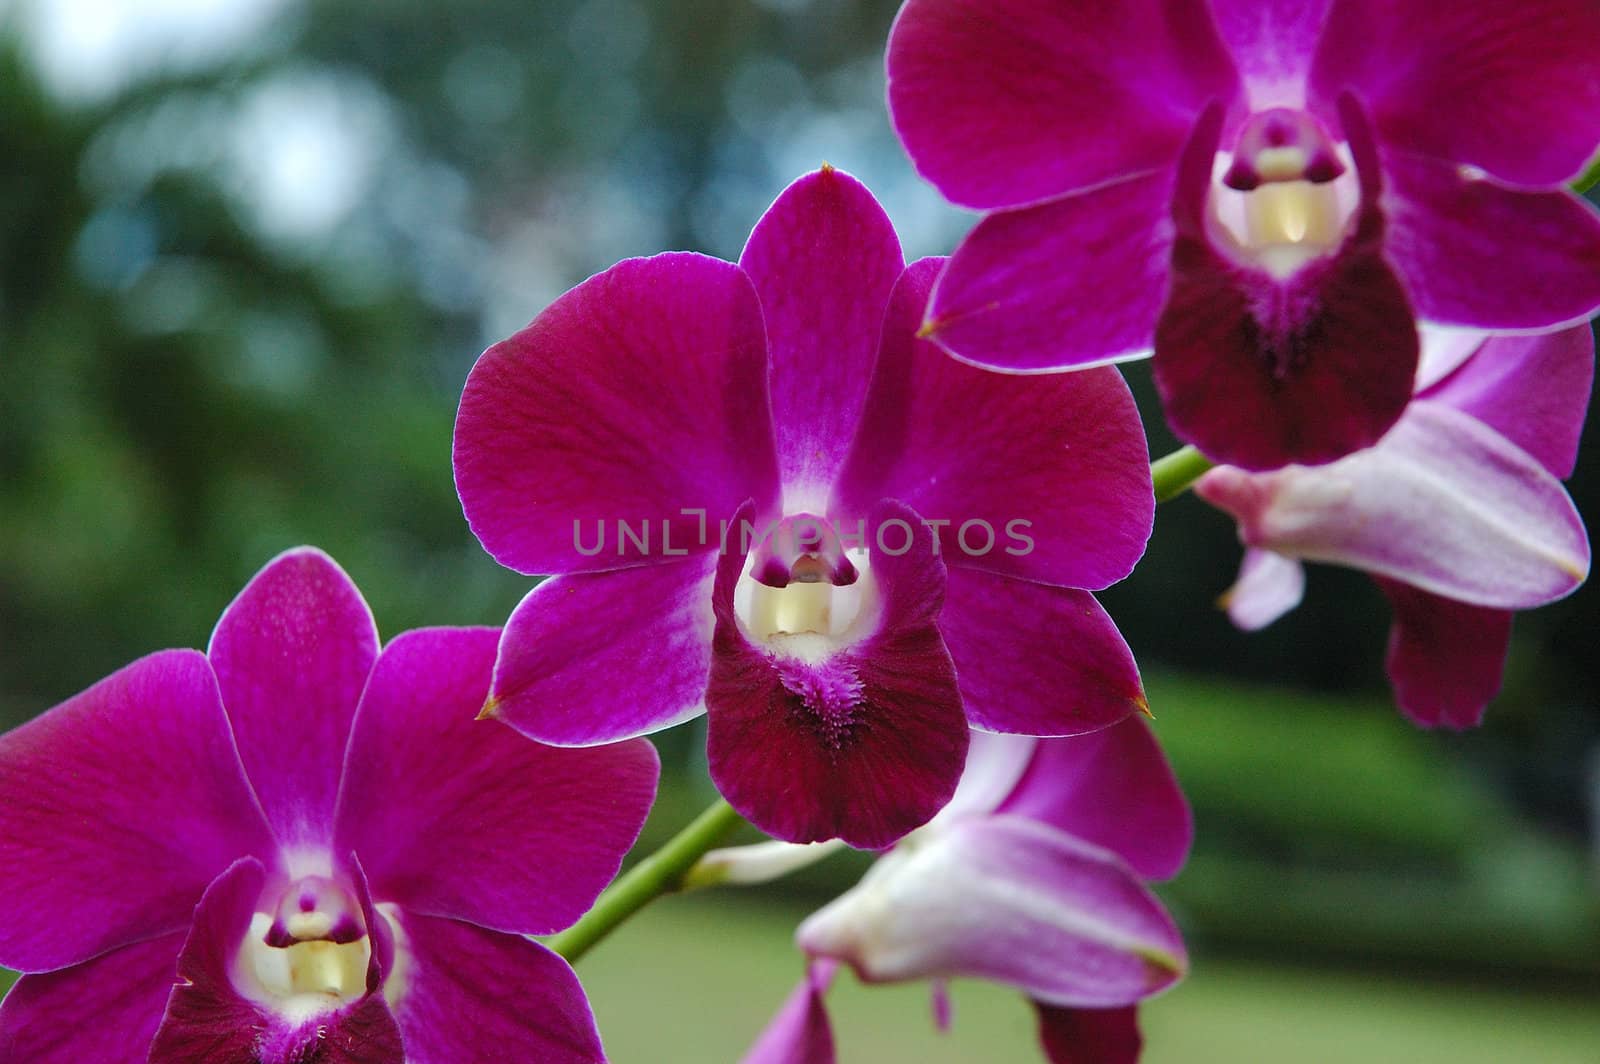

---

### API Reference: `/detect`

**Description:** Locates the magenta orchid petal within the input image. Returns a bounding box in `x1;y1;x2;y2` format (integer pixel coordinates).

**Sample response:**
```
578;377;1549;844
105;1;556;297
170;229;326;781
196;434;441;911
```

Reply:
1153;99;1418;470
999;719;1193;882
922;170;1174;373
1310;0;1600;186
798;815;1185;1007
1207;0;1329;107
0;932;185;1063
885;0;1239;208
149;858;404;1064
940;569;1145;737
1219;547;1306;631
707;502;968;848
739;167;904;509
0;649;271;973
1376;579;1514;731
1419;326;1596;480
1198;403;1590;608
388;914;605;1064
487;553;719;745
208;547;378;851
334;628;658;937
453;251;780;575
1035;1003;1142;1064
1382;150;1600;331
740;961;838;1064
841;257;1155;588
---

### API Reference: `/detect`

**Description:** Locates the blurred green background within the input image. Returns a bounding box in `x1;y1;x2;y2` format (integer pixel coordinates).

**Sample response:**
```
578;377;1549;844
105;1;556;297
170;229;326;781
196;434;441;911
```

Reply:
1;1;1596;1059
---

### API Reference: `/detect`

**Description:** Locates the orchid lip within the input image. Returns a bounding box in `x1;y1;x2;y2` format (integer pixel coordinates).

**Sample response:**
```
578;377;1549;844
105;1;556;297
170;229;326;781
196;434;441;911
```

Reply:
735;514;880;656
236;873;377;1022
1210;108;1359;279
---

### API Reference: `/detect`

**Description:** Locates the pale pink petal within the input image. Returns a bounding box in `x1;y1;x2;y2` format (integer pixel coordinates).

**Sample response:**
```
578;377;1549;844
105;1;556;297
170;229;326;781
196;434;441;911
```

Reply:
799;816;1185;1007
1196;403;1590;609
1218;547;1306;631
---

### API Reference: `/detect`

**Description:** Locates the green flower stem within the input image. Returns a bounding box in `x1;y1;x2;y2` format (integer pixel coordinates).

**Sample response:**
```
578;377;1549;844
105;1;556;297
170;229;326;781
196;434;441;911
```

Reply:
1151;445;1214;503
549;797;748;964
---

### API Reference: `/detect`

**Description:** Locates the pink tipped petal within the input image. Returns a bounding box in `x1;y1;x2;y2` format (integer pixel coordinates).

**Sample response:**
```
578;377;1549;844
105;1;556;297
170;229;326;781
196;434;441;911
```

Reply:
149;858;404;1064
1207;0;1330;107
0;933;185;1063
389;914;604;1064
1197;404;1591;608
940;569;1144;737
886;0;1238;208
488;552;719;745
999;719;1193;882
844;258;1155;588
0;649;271;973
1035;1003;1142;1064
707;502;968;848
1154;100;1417;470
1383;151;1600;331
1311;0;1600;186
1218;547;1306;631
209;547;378;850
741;963;838;1064
798;816;1185;1006
1376;579;1514;731
335;628;658;936
924;170;1173;373
1419;326;1595;479
454;252;780;574
739;168;904;507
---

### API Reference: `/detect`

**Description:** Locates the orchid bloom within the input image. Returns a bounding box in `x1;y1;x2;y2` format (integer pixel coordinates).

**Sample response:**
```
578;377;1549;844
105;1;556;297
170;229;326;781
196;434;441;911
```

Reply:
887;0;1600;470
453;166;1155;849
736;718;1192;1064
0;548;658;1063
1199;324;1594;728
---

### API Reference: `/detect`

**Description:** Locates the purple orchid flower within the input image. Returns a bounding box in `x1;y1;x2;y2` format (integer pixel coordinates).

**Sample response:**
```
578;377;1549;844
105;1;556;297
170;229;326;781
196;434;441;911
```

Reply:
0;548;658;1063
887;0;1600;471
453;166;1155;850
736;718;1192;1064
1198;324;1594;728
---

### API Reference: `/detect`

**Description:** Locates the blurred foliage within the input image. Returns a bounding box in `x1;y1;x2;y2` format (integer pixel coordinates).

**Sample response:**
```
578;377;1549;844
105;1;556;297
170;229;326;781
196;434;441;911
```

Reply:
1;0;1597;979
